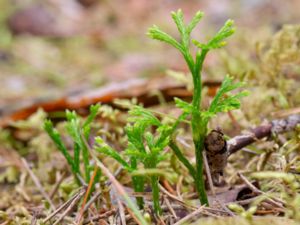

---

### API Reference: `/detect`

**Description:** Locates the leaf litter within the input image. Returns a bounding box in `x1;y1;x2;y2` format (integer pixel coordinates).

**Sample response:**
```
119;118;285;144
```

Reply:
1;1;300;225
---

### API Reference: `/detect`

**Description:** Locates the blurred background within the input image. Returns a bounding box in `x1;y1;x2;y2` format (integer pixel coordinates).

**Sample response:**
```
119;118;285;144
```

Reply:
0;0;300;114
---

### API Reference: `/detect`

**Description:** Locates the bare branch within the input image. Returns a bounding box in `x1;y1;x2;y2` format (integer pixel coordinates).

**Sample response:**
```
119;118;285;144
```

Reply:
228;114;300;155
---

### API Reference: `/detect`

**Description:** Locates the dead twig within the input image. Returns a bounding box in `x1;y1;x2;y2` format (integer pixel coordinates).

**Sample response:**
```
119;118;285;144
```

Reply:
118;199;127;225
203;151;215;196
173;206;205;225
159;184;196;210
156;215;167;225
49;171;66;199
237;172;285;208
163;195;178;220
176;175;183;200
83;190;102;213
228;114;300;155
214;199;236;216
43;188;86;223
21;158;56;210
83;209;116;224
53;190;86;225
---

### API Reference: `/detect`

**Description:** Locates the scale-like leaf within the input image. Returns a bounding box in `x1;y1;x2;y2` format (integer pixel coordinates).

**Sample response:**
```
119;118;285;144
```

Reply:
186;11;204;35
174;97;193;113
147;25;183;52
209;76;249;115
95;137;131;170
44;120;76;172
193;19;235;50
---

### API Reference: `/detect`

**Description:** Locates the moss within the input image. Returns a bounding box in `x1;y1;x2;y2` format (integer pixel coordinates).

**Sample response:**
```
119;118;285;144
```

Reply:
190;217;297;225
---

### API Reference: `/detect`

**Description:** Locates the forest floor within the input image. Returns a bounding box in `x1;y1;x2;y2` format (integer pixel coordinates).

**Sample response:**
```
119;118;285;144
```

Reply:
0;0;300;224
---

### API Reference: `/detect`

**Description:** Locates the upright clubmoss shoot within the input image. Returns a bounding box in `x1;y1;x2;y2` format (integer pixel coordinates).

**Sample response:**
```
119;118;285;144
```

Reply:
44;104;101;186
96;105;178;215
148;9;248;205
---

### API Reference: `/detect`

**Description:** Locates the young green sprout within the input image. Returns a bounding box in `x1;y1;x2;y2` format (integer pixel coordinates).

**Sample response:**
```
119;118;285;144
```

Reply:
148;9;248;205
44;104;101;186
96;105;174;215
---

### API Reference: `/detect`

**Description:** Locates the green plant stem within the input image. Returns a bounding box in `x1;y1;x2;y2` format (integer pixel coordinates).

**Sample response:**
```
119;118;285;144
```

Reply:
193;49;208;107
192;122;208;205
170;138;207;204
177;47;210;205
190;49;209;206
130;158;145;209
150;175;162;215
82;144;91;182
169;140;196;179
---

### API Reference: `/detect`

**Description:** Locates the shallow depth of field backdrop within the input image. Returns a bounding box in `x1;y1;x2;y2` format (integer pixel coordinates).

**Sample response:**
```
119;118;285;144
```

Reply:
1;0;300;224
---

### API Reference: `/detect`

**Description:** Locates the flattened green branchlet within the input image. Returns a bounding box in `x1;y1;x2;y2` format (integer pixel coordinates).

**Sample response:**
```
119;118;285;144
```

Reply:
148;9;247;206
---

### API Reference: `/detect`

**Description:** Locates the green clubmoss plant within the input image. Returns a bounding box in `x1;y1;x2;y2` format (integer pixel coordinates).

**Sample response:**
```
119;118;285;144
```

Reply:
148;9;248;205
44;104;101;185
95;105;185;215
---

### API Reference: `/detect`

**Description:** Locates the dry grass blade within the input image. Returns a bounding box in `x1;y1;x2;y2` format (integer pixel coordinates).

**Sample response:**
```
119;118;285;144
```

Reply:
89;150;149;225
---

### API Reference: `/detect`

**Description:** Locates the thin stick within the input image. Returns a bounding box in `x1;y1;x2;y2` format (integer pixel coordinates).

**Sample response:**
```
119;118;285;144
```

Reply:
30;216;37;225
238;172;262;195
228;114;300;155
43;188;85;223
118;200;127;225
164;195;178;220
157;215;167;225
216;200;235;216
203;151;215;196
49;171;66;199
83;190;102;213
173;206;205;225
176;176;183;200
159;184;196;210
202;207;229;214
53;190;85;225
237;172;285;208
83;209;116;224
87;210;96;225
21;158;56;210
